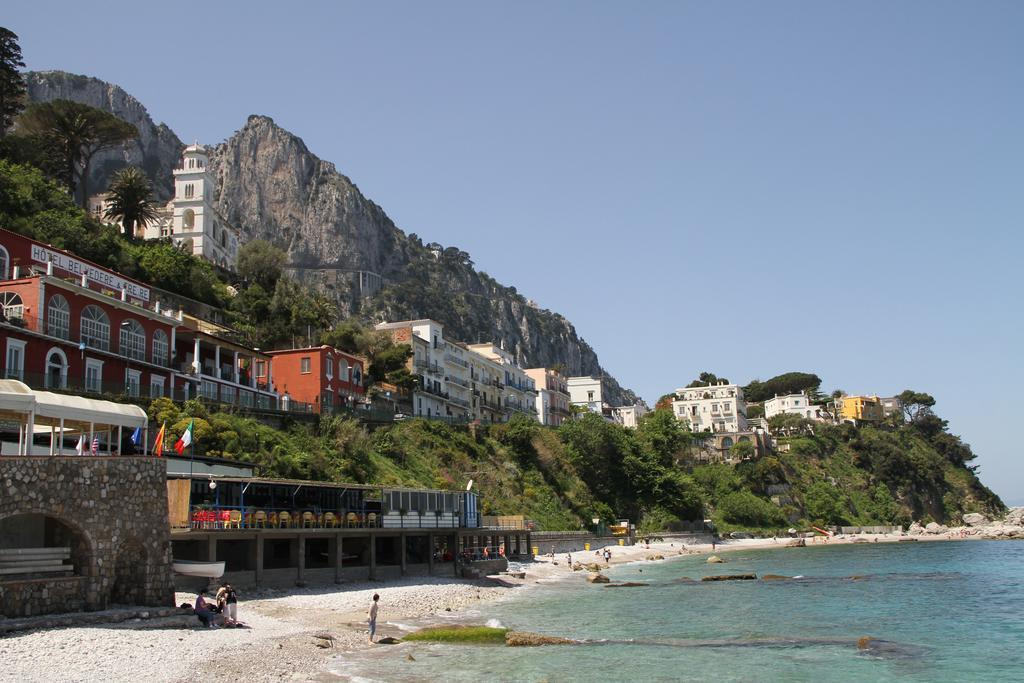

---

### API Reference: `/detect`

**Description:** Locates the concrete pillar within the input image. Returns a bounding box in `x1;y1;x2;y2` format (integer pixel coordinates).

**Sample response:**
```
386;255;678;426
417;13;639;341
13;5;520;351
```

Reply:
368;534;377;580
334;534;344;583
193;338;201;375
400;533;407;576
214;345;221;380
233;350;240;384
296;535;306;586
427;533;434;575
207;536;217;562
255;534;264;587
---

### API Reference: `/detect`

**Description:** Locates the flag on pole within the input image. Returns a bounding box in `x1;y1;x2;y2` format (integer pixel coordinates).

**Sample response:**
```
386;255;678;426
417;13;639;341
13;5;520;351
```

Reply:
91;436;99;455
75;434;85;456
152;422;166;457
174;419;194;456
131;426;142;447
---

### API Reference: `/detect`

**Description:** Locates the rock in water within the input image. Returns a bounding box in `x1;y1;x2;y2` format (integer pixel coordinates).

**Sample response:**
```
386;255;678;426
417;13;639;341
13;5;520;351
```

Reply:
707;555;726;563
761;574;792;581
702;574;758;581
505;631;575;647
603;582;649;588
587;573;611;584
406;654;416;661
376;637;400;645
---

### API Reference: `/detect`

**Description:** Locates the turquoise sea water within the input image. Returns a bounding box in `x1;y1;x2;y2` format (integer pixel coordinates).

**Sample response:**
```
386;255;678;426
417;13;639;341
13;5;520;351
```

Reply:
331;540;1024;682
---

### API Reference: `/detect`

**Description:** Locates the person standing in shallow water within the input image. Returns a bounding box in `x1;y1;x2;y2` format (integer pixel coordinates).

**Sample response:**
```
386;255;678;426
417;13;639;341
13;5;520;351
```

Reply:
368;593;380;644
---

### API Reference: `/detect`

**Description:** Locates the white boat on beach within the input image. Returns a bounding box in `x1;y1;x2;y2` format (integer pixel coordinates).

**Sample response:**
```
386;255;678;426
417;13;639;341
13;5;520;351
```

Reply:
172;559;226;578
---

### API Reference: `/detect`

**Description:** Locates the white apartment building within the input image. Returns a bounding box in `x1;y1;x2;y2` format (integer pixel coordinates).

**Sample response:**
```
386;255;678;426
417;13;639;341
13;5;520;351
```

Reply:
376;319;460;420
612;404;648;429
764;392;825;421
525;368;570;426
567;376;609;416
671;382;748;433
467;343;537;421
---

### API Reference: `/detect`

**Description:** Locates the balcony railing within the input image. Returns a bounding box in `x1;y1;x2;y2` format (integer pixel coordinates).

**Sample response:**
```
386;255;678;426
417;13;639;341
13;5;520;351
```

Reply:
444;354;469;368
446;375;470;388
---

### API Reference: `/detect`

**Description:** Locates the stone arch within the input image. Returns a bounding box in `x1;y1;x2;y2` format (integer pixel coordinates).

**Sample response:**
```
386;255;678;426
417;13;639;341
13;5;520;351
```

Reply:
721;436;734;450
0;510;96;578
110;537;149;606
738;436;750;443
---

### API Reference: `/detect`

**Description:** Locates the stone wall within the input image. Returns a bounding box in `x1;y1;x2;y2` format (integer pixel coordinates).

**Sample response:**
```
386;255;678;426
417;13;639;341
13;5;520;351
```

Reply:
0;457;174;617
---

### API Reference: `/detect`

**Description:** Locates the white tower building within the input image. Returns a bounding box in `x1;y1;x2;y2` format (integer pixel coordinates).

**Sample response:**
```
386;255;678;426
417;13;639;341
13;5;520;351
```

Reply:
169;144;239;269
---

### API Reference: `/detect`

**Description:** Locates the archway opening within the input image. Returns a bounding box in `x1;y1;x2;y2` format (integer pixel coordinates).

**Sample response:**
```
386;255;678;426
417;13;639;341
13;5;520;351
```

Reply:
0;513;91;579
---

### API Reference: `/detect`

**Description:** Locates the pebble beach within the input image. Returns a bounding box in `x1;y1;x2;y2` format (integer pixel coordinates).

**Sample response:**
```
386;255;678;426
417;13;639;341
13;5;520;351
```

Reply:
2;509;1021;683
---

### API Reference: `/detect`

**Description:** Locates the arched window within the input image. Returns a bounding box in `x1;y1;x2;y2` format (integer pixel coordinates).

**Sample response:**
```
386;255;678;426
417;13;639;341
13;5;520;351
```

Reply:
352;364;362;386
182;209;195;228
152;330;169;367
45;348;68;389
1;292;24;319
80;305;111;351
325;354;333;379
0;245;9;279
47;294;70;340
338;359;349;382
721;437;734;450
118;318;146;361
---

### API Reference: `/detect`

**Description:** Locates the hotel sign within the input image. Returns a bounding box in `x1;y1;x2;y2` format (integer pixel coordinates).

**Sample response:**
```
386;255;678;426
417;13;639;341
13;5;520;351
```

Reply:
31;244;150;301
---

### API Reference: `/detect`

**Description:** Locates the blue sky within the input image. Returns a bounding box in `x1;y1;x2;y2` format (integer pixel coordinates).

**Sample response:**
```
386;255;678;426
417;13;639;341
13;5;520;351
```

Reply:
8;2;1023;503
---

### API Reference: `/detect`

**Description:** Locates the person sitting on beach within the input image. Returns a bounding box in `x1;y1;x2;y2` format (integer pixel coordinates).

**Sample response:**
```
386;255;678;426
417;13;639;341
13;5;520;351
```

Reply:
368;593;380;644
194;589;219;628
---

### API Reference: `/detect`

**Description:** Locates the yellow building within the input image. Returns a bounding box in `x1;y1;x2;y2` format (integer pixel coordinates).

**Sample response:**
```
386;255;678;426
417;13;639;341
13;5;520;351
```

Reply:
839;395;884;422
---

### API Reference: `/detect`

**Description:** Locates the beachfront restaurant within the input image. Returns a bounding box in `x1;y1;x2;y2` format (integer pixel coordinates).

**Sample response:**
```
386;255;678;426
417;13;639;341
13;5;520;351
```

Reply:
168;471;532;588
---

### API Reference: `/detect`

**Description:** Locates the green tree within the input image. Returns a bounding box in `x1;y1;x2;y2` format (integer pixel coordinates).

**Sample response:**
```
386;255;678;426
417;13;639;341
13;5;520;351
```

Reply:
687;371;728;388
635;408;688;468
744;372;822;403
897;390;936;424
729;440;755;460
17;99;137;207
716;490;786;528
103;166;158;239
322;319;372;354
236;239;287;291
0;27;26;139
803;481;846;525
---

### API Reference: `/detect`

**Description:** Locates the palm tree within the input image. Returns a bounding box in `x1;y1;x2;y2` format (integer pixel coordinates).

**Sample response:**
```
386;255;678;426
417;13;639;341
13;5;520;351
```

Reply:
18;99;137;207
104;167;159;240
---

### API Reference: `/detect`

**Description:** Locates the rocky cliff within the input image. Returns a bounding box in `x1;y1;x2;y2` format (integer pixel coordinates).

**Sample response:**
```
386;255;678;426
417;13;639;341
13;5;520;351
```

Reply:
25;71;183;200
25;74;638;405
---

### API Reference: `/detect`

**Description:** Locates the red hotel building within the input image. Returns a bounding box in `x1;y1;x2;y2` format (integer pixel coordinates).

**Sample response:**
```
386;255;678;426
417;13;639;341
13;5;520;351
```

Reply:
0;229;180;399
260;346;365;413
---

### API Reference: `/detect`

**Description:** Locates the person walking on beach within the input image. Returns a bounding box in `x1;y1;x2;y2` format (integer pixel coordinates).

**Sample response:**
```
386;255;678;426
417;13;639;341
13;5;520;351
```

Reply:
368;593;380;644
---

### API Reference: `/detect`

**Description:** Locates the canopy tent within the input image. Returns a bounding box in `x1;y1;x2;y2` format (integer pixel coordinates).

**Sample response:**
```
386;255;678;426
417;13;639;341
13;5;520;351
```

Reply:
0;380;148;456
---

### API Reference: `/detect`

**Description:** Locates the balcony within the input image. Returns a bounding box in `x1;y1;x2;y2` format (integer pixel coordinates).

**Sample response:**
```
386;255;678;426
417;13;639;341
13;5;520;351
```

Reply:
445;375;470;388
444;354;469;369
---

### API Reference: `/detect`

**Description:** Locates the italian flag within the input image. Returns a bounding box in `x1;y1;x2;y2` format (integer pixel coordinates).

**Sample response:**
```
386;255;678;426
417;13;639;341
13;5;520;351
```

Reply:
174;419;194;455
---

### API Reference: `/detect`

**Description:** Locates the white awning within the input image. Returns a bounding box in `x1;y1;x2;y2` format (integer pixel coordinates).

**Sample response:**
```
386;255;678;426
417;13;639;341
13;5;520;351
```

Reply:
0;380;147;429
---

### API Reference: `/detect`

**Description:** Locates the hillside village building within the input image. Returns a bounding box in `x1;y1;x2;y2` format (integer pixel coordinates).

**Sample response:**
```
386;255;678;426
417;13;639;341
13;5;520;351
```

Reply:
611;404;648;429
671;382;749;433
376;320;536;423
764;391;826;421
567;376;610;416
90;144;241;269
261;346;365;414
525;367;571;426
838;395;884;423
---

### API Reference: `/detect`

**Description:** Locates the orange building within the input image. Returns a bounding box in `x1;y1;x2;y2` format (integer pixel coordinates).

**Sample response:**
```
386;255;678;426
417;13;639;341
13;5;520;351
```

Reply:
260;346;365;413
